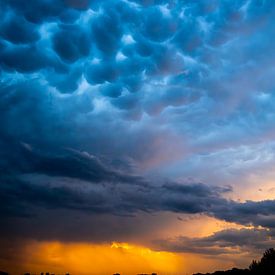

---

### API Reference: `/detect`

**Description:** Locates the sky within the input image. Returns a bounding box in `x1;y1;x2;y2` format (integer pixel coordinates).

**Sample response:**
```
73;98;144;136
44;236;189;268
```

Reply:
1;0;275;274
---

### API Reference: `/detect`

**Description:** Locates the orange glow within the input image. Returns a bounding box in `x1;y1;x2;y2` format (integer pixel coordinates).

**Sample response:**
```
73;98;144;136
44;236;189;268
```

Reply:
155;213;248;239
5;241;183;275
0;217;253;275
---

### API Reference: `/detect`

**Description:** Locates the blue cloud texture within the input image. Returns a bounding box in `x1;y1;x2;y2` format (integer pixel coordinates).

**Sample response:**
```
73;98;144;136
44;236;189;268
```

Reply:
1;1;275;155
1;0;275;257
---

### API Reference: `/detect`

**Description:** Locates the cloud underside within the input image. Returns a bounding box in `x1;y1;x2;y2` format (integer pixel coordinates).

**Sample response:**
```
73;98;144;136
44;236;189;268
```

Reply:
1;0;275;258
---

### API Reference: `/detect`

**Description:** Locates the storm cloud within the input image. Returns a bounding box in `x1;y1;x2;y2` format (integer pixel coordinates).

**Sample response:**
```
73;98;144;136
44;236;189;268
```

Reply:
1;0;275;261
2;140;275;243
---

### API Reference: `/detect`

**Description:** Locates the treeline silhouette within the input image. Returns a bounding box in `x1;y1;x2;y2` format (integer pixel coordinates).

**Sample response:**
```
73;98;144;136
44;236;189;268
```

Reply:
194;248;275;275
0;273;70;275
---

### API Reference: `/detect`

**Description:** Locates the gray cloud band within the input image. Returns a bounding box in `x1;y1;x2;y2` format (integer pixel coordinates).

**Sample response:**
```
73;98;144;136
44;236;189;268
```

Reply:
1;143;275;231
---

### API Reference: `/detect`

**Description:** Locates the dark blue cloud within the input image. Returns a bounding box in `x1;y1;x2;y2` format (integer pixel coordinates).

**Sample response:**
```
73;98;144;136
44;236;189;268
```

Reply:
0;15;40;44
0;45;49;72
0;44;67;73
52;24;90;63
85;61;119;84
100;83;123;98
141;7;178;42
134;37;155;57
91;9;123;56
2;0;79;23
47;65;82;93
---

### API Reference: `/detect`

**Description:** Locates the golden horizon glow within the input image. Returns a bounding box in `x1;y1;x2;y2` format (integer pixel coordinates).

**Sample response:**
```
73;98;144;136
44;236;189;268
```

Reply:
4;240;183;275
0;236;254;275
0;219;255;275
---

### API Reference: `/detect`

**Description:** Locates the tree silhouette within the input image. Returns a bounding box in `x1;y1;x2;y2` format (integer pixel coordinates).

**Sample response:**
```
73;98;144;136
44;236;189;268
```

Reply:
249;260;258;272
194;248;275;275
249;248;275;274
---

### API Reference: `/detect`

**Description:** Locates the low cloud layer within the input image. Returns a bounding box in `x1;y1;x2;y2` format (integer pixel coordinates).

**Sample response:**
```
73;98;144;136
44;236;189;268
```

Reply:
155;228;275;256
2;142;275;247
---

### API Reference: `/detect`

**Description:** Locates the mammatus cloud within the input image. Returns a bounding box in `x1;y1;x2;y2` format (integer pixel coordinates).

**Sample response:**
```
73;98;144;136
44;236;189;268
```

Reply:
1;0;275;161
1;0;275;168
